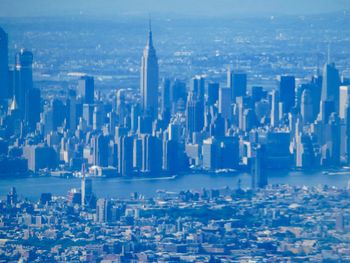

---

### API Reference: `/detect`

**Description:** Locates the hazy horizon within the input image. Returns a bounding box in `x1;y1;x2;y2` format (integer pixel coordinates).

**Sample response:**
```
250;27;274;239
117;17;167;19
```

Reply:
0;0;349;18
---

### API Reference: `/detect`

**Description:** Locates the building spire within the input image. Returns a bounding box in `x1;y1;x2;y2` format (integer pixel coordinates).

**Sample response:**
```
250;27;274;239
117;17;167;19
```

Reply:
148;15;153;48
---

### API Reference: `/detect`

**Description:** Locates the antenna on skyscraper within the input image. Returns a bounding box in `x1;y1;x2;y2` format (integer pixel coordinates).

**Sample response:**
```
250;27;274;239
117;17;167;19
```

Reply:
327;42;331;64
149;14;152;32
316;52;320;76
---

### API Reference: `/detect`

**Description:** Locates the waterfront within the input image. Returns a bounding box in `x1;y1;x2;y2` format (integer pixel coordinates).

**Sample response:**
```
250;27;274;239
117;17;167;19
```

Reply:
1;170;350;200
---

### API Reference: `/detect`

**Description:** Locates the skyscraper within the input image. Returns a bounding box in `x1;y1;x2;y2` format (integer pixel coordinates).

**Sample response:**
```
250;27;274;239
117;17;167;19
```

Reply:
191;75;205;101
339;85;350;119
207;82;219;106
78;75;94;104
186;93;204;139
251;144;267;189
218;87;232;120
0;27;9;100
96;198;111;223
270;89;280;127
25;88;41;131
227;69;247;102
140;21;159;119
300;88;313;124
278;75;295;113
321;63;340;114
118;135;134;176
14;49;33;116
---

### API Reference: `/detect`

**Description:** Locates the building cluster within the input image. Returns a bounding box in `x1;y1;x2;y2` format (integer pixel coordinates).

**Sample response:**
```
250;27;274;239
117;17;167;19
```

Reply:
0;184;350;262
0;24;349;182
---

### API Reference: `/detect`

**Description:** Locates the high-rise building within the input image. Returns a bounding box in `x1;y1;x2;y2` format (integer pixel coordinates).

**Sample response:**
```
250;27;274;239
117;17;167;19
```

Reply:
141;135;162;175
14;49;33;116
191;76;205;101
67;89;78;131
140;22;159;119
270;89;280;127
161;78;171;114
202;137;220;170
278;75;295;113
345;102;350;163
81;165;93;208
92;134;109;167
218;87;232;120
186;93;204;140
227;70;247;101
96;198;111;223
339;85;350;119
207;82;219;106
162;138;178;173
78;75;94;104
300;89;314;124
25;88;41;131
0;27;9;100
321;63;340;114
251;145;267;189
118;135;133;176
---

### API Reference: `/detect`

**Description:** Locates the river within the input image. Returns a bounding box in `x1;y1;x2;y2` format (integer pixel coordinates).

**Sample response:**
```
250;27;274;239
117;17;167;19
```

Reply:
1;170;350;201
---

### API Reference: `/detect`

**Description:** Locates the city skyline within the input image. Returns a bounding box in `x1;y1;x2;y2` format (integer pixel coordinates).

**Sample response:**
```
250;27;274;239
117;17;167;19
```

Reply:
1;4;350;262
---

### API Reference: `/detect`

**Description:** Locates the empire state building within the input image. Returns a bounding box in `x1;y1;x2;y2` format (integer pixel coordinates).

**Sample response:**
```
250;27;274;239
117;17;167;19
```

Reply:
140;23;159;119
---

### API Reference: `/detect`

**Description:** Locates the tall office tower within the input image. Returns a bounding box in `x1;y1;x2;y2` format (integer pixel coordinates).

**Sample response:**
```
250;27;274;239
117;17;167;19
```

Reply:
116;89;128;123
117;135;133;176
242;108;256;132
96;198;111;223
278;75;295;113
25;88;41;131
295;132;315;169
67;89;77;131
133;137;142;170
251;86;264;103
141;135;162;175
92;134;109;167
346;103;350;163
191;76;205;101
270;89;280;127
0;27;9;100
81;165;93;208
321;63;340;114
78;75;94;104
319;99;335;124
328;113;341;166
83;103;94;127
52;99;65;130
186;93;204;140
227;69;247;101
162;138;178;173
310;75;323;116
93;104;104;130
251;144;267;189
300;89;314;124
131;104;141;132
14;49;33;116
207;82;219;106
218;87;232;120
138;115;153;134
339;86;350;119
140;22;159;119
161;78;171;114
220;136;240;168
202;137;220;170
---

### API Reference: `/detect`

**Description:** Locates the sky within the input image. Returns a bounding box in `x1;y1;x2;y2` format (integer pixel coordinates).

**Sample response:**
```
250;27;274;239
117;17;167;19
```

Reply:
0;0;349;17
